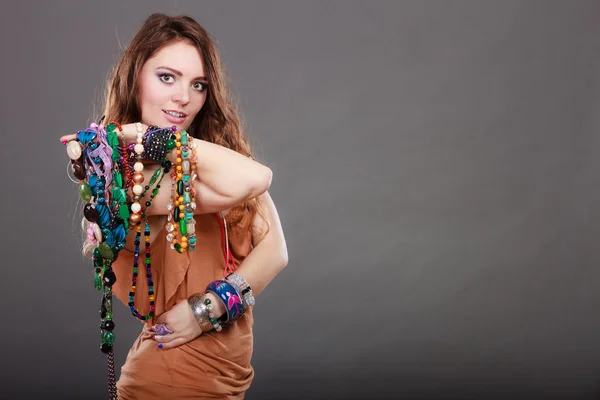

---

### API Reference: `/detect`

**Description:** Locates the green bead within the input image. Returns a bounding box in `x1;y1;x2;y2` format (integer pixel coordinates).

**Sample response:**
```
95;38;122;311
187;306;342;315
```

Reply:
98;243;114;260
93;248;101;259
79;183;92;201
180;219;187;236
146;258;151;264
106;123;116;133
174;243;182;253
166;139;175;150
112;187;127;204
149;167;162;185
153;189;159;195
177;180;183;195
94;274;102;291
183;193;191;203
119;204;130;220
181;133;188;145
114;171;123;188
102;331;115;345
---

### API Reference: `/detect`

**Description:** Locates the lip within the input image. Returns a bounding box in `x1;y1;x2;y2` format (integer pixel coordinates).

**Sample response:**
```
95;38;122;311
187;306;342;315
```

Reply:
162;110;187;124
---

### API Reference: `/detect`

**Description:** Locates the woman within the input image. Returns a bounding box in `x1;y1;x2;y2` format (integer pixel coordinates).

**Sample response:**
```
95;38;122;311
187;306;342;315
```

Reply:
60;13;288;399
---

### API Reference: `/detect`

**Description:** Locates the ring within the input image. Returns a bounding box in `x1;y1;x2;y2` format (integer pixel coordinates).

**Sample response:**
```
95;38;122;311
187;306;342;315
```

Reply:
153;323;173;336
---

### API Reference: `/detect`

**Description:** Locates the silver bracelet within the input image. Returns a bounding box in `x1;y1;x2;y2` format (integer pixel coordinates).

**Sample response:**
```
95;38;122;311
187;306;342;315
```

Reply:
188;293;214;332
226;273;256;310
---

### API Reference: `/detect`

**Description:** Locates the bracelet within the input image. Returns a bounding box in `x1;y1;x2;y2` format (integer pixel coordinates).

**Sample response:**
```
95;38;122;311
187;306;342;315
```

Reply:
205;280;244;324
226;273;255;310
143;127;175;162
188;293;222;332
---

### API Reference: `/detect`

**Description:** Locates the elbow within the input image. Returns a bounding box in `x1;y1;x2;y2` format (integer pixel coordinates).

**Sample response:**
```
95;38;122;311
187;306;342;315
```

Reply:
278;245;289;271
249;166;272;199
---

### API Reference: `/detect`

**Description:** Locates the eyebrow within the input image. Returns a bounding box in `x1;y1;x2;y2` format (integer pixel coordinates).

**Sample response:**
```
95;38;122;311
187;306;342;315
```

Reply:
157;66;207;81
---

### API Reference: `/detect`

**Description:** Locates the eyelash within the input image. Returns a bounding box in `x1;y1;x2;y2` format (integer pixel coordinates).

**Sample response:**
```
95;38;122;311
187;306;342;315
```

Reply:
158;73;207;92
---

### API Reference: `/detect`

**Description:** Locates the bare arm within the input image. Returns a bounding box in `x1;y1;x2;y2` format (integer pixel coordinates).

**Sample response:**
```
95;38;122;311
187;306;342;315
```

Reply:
235;191;288;296
60;124;272;216
177;138;272;215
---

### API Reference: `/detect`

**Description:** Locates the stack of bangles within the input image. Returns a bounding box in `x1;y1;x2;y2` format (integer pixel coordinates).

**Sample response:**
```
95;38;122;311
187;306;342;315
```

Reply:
187;273;256;332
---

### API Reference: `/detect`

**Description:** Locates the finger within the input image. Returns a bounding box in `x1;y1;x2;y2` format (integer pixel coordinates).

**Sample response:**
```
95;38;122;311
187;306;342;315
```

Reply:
60;134;76;144
159;336;190;350
153;333;177;343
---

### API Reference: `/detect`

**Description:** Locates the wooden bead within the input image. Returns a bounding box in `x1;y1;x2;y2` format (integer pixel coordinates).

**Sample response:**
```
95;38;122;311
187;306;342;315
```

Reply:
130;213;141;224
133;173;144;184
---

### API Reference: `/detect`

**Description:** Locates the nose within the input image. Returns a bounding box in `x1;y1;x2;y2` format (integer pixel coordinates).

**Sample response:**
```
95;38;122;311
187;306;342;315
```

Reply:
172;84;190;105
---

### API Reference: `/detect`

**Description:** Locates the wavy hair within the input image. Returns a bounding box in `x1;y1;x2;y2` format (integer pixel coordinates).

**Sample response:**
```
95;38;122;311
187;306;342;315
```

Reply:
82;13;267;257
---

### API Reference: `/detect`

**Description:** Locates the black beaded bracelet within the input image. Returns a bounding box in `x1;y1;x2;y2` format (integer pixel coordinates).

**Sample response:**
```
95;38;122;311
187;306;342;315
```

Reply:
143;127;174;162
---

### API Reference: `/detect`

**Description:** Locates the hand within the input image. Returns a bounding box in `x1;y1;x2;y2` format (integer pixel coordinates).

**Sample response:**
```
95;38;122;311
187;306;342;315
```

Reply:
59;122;149;145
152;299;203;349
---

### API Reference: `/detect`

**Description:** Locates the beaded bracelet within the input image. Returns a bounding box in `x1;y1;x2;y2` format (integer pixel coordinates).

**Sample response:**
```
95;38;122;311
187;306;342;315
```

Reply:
205;280;244;324
226;273;255;310
142;127;174;162
188;293;222;332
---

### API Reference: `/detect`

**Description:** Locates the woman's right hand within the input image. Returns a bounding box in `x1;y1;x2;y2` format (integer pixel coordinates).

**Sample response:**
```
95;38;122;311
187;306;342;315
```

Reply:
59;122;149;145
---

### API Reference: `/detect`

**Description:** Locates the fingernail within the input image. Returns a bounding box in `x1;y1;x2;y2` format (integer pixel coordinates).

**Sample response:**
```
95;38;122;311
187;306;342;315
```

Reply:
154;335;161;341
158;344;163;349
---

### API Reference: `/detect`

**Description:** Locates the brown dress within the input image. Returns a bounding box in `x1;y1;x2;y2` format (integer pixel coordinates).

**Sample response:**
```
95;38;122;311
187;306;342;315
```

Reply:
110;208;254;399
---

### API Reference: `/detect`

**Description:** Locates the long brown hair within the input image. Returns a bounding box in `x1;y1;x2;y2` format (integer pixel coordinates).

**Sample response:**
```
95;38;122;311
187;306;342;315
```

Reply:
82;13;267;257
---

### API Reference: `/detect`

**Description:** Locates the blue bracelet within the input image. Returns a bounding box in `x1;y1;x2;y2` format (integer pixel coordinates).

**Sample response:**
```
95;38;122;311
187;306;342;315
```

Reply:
205;280;244;323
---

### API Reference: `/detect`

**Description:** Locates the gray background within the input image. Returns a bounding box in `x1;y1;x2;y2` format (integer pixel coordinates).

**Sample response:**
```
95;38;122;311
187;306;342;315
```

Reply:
1;0;600;399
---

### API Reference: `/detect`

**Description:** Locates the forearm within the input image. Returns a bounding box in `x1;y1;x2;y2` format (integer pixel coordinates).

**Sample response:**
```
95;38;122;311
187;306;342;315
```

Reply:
234;233;288;297
233;191;288;296
170;137;272;202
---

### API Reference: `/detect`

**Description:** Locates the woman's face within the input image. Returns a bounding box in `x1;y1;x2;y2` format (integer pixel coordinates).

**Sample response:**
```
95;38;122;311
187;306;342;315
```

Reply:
138;40;208;131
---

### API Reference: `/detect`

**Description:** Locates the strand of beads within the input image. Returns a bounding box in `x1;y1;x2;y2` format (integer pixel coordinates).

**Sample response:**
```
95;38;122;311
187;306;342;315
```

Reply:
127;161;171;320
130;122;145;227
180;130;198;251
167;130;184;252
126;126;176;319
128;221;155;320
106;122;129;230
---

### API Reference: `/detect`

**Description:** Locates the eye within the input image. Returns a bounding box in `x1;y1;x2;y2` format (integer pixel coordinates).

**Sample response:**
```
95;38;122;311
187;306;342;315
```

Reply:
192;82;207;92
158;73;175;83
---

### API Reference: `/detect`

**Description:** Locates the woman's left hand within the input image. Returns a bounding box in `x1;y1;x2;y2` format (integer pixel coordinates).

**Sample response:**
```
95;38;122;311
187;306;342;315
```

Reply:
152;299;203;349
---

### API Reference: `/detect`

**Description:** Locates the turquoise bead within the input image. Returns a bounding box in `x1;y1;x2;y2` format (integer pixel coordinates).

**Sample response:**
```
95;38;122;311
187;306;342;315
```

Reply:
189;237;197;244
